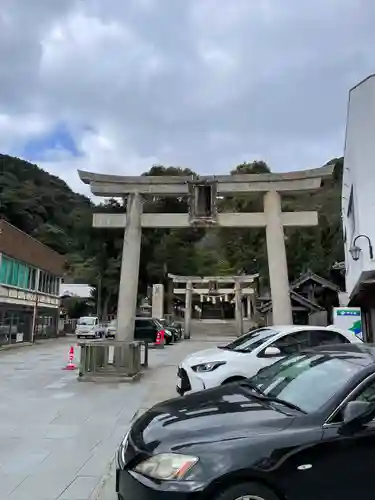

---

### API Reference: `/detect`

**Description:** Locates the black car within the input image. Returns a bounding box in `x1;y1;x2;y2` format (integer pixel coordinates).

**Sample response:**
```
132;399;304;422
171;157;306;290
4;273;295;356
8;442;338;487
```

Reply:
117;344;375;500
158;318;182;342
106;317;173;345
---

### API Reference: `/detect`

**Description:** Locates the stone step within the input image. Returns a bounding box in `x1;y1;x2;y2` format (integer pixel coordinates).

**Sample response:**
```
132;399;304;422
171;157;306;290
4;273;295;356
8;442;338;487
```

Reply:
190;319;253;338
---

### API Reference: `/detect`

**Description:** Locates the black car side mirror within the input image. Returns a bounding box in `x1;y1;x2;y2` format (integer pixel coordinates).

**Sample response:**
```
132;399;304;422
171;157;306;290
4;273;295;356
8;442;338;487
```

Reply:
339;401;374;434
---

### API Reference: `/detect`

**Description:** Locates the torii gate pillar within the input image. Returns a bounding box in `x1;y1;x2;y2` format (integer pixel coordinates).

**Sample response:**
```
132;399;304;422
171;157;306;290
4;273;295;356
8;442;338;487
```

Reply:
264;191;293;325
117;193;142;341
234;279;243;336
184;280;193;339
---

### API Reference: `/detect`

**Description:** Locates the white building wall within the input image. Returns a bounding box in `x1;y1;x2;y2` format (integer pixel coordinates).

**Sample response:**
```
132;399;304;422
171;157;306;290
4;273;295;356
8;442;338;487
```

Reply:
59;283;94;299
342;74;375;297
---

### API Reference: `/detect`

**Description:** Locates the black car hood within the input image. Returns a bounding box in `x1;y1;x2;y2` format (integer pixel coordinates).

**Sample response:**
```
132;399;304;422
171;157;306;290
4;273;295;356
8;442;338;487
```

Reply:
131;384;295;454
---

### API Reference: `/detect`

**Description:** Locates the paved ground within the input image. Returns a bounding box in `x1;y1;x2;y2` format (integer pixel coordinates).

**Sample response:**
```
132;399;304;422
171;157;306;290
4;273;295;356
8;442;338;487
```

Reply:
0;336;228;500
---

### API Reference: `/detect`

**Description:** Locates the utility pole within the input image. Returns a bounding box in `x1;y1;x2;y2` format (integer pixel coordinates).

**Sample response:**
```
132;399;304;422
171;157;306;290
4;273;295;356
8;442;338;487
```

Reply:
97;273;102;320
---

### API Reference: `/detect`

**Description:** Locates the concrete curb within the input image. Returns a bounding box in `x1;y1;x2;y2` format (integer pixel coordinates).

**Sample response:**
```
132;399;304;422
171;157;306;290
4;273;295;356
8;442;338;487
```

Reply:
90;408;142;500
89;453;116;500
0;335;70;353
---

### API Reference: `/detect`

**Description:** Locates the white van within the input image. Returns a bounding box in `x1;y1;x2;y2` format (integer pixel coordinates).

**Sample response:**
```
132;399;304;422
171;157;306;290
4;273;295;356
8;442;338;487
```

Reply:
75;316;104;339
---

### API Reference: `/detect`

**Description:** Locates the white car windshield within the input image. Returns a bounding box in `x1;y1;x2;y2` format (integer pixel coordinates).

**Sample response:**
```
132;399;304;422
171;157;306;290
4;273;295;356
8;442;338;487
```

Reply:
78;317;96;326
109;319;117;327
249;352;363;413
221;328;279;353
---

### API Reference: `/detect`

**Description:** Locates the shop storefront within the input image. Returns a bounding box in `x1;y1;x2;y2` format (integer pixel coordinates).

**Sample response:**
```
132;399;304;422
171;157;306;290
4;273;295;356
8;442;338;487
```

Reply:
0;303;33;346
0;303;60;347
0;219;65;347
34;307;59;340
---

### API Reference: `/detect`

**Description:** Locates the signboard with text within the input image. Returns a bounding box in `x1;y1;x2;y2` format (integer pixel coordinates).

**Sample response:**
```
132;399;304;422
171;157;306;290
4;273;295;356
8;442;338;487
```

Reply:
333;307;363;340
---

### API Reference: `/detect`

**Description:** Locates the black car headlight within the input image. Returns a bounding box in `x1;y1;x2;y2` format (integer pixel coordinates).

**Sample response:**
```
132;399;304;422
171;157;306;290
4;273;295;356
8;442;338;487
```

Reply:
191;361;226;373
133;453;198;480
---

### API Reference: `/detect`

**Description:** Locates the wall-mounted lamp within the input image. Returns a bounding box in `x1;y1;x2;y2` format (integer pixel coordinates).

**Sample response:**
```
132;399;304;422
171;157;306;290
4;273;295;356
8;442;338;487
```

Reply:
349;234;374;261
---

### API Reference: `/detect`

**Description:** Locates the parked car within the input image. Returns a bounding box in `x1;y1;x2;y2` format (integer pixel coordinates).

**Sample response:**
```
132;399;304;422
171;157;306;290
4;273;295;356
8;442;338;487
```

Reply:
105;318;117;338
158;318;182;342
105;317;173;345
75;316;106;339
176;325;363;396
117;343;375;500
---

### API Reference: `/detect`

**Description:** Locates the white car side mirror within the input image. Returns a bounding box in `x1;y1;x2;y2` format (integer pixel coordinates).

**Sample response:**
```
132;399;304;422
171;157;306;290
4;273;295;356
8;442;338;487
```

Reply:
263;346;282;357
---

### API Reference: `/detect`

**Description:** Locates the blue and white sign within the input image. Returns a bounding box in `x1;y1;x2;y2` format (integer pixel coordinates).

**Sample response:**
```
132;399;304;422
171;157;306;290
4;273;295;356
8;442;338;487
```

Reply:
333;307;362;339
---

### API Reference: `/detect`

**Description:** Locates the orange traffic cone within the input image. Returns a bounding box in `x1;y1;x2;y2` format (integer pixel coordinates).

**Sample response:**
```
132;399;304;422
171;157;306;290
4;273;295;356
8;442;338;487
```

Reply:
63;346;77;370
155;329;165;347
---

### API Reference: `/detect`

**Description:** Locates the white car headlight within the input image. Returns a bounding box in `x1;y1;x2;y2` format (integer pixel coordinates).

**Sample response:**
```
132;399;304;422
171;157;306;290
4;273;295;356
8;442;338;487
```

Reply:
133;453;198;481
191;361;226;373
118;431;129;468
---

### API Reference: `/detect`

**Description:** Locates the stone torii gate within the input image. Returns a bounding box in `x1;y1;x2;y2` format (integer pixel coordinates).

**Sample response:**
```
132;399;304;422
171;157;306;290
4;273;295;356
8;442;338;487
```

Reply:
79;166;332;341
169;273;259;337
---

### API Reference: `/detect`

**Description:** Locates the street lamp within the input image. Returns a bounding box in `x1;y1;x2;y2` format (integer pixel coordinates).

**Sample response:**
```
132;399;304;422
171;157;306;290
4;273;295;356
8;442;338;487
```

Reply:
349;235;374;262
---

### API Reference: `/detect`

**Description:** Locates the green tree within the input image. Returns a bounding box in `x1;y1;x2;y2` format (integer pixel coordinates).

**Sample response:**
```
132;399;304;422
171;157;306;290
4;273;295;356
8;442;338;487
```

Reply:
0;153;345;309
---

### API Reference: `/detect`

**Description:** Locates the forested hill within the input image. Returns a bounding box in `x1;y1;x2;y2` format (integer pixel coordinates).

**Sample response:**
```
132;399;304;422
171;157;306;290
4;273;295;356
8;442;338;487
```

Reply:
0;153;344;315
0;154;93;255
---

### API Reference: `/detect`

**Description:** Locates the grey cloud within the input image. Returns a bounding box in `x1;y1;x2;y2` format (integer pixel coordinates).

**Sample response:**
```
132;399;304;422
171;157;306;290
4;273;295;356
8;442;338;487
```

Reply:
1;0;375;192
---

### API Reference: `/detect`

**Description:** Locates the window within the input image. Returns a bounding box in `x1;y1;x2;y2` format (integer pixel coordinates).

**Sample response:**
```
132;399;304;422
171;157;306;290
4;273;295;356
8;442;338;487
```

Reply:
271;330;311;356
221;328;279;353
10;260;19;286
330;376;375;424
0;255;37;290
37;271;60;295
18;263;25;289
0;255;60;295
0;255;59;294
77;317;97;326
251;352;363;414
38;271;45;292
28;268;36;290
309;330;350;348
0;256;8;283
354;379;375;405
0;309;32;345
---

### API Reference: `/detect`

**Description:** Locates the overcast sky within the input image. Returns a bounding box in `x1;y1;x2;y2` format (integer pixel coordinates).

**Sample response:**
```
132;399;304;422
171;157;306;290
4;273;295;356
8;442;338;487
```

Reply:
1;0;374;196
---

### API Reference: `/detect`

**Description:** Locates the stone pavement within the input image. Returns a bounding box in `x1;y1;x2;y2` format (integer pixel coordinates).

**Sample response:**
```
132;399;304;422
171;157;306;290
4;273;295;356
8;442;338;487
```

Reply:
0;336;227;500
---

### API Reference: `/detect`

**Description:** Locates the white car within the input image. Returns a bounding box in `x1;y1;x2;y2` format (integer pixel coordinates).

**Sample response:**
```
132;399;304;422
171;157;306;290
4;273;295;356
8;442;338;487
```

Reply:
75;316;106;339
176;325;363;396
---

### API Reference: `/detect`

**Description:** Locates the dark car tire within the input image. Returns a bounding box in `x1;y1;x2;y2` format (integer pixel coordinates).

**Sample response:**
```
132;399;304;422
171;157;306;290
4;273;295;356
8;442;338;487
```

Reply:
215;482;280;500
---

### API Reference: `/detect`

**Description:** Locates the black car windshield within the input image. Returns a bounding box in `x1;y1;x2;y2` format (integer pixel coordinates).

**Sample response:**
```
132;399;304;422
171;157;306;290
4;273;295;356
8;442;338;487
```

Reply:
249;352;363;413
221;328;279;353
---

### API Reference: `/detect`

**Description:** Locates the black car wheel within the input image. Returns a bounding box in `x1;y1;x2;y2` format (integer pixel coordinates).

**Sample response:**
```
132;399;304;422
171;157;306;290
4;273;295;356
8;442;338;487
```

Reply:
215;482;279;500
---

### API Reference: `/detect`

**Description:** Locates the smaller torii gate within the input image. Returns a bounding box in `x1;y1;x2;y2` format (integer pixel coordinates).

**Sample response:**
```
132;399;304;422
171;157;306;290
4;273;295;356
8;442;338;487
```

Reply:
169;273;259;337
